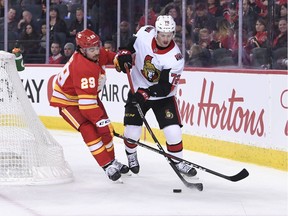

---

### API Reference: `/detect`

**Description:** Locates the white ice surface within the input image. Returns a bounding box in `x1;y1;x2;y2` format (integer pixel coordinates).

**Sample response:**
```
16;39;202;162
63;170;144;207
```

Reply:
0;130;287;216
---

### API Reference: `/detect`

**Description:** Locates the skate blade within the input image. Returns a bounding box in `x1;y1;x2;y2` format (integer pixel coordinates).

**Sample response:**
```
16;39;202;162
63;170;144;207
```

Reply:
130;173;140;177
182;174;199;181
116;178;124;184
121;171;133;176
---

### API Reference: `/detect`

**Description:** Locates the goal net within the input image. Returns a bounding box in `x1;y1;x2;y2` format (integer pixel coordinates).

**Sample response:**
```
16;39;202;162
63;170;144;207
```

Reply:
0;51;73;185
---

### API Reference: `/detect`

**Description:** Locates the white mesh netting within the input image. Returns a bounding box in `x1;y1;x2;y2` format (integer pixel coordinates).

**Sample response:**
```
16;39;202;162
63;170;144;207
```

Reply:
0;51;73;185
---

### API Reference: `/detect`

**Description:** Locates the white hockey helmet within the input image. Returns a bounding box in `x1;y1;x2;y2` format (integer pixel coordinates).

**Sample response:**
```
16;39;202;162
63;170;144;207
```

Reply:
155;15;176;33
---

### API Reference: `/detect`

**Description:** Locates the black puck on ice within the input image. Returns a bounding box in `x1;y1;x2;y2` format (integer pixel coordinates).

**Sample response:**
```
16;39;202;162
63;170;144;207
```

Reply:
173;189;182;193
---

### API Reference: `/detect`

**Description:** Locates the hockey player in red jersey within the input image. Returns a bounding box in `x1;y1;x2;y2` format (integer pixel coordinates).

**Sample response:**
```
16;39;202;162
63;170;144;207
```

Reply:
114;15;197;177
50;29;129;181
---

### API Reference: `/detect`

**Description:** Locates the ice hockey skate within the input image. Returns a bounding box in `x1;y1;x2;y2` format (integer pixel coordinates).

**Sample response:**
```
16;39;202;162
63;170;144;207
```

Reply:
175;161;197;177
126;152;140;174
104;164;121;181
112;159;129;174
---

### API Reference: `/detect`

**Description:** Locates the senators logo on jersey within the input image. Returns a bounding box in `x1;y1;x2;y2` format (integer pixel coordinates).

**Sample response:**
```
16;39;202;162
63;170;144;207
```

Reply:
144;26;154;33
175;53;183;61
141;55;161;83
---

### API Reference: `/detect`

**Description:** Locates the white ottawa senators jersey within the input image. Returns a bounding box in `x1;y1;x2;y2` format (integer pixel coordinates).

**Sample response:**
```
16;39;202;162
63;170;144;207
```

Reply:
132;25;184;100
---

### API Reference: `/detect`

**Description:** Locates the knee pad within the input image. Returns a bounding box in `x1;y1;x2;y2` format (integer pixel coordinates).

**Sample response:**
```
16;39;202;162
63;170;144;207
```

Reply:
124;125;142;153
124;125;142;141
163;125;182;144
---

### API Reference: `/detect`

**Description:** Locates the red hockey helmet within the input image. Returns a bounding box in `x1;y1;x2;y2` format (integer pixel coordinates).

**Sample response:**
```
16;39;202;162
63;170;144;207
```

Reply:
76;29;100;48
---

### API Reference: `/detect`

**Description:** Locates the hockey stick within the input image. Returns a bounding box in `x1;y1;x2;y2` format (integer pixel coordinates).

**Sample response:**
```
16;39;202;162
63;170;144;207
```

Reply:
114;131;249;182
124;64;203;191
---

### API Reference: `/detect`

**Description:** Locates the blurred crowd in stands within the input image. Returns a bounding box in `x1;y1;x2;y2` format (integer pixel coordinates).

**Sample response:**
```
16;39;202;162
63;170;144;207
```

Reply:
0;0;287;70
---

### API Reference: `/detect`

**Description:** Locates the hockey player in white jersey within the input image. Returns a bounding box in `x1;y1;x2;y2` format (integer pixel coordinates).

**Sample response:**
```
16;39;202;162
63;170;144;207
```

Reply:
114;15;197;177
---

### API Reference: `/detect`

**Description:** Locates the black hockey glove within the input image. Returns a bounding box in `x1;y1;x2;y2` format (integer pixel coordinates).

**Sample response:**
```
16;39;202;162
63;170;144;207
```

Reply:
113;49;132;73
133;88;150;105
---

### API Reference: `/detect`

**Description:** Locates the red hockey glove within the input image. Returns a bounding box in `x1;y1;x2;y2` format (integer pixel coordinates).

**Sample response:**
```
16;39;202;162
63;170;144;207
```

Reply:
133;88;150;105
113;49;132;73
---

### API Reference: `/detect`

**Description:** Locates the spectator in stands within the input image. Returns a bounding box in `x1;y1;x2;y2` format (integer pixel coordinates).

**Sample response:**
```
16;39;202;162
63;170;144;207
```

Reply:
223;1;239;30
185;36;194;58
49;41;65;64
185;4;195;41
273;18;287;50
49;0;69;18
194;28;214;66
18;23;40;63
210;18;236;51
40;1;47;20
207;0;223;17
136;5;158;32
36;21;46;63
186;44;212;67
279;3;287;20
174;34;182;49
0;7;18;33
210;18;236;66
103;40;116;52
17;10;39;35
162;3;182;34
272;18;287;69
49;6;68;46
248;0;258;13
245;18;268;51
112;20;131;48
38;22;47;54
251;0;268;19
198;28;212;50
62;42;75;63
67;7;94;44
244;18;269;68
192;3;217;43
280;2;288;18
242;0;258;38
274;3;287;31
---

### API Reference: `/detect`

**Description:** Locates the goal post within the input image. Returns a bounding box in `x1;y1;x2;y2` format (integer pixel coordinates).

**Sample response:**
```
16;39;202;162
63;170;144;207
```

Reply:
0;51;73;185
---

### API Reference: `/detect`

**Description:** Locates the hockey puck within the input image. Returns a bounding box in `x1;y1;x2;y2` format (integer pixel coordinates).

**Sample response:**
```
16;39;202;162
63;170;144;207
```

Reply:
173;189;182;193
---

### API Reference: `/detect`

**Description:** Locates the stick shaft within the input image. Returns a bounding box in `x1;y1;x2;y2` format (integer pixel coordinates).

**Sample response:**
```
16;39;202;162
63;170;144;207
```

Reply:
114;131;249;182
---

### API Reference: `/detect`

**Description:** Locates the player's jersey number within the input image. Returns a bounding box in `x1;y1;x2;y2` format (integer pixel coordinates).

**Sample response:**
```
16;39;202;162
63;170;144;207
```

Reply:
171;73;181;86
81;77;96;89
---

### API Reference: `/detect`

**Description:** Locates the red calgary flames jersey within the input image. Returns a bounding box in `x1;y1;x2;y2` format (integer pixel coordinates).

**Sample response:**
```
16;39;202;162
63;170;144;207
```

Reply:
50;48;115;124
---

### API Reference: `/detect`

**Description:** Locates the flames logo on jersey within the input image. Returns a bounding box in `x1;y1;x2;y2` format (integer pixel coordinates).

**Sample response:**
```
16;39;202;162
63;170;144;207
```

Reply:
141;55;160;82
